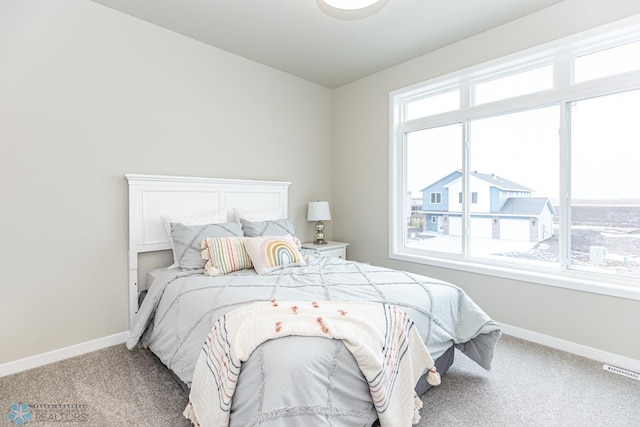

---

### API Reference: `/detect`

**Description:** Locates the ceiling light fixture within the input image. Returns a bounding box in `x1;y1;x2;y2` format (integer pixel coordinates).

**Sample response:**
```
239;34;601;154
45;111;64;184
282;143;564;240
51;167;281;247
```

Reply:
317;0;388;20
321;0;381;10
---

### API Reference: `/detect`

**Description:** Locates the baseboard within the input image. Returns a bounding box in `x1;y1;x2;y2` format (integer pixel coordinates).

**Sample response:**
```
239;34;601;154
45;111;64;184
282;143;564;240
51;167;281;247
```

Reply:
3;326;638;379
0;331;129;378
500;323;640;373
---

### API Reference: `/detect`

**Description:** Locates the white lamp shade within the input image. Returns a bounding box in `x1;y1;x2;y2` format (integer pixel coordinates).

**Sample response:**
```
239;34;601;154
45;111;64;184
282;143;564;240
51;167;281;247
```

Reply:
307;201;331;221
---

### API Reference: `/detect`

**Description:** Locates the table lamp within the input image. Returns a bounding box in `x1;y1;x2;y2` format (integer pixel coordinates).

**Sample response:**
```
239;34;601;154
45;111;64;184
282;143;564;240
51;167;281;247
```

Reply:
307;201;331;245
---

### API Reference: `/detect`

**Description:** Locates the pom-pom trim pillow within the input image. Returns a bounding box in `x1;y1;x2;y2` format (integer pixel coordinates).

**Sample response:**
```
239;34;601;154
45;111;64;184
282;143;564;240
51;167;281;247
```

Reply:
244;235;305;275
201;236;253;276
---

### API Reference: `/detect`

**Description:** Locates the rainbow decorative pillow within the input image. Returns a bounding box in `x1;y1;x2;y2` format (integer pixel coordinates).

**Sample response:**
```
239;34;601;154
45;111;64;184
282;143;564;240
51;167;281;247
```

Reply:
201;236;253;276
244;235;305;275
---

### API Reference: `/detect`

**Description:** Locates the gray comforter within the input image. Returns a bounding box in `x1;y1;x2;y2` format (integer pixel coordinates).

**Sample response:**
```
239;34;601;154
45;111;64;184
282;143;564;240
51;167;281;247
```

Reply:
127;255;501;426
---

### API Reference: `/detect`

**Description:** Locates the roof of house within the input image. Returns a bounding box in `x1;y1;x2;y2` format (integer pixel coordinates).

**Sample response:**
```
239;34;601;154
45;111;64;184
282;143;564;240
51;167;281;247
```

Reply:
419;170;462;192
500;197;555;216
470;171;533;192
421;170;533;193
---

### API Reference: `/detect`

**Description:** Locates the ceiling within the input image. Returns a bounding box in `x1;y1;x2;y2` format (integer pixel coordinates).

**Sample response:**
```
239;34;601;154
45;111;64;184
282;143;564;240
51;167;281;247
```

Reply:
89;0;565;88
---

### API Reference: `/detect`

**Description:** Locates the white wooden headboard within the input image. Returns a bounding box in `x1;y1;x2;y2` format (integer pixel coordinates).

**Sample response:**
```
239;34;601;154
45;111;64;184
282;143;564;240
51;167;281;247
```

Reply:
126;174;291;330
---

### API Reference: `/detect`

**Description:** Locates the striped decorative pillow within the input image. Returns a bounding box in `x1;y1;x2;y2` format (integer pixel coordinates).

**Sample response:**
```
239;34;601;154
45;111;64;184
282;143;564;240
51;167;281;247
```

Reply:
200;236;253;276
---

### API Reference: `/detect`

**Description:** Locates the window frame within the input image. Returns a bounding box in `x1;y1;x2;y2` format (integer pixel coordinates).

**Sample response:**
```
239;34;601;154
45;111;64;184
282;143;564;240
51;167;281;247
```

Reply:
430;192;442;204
389;17;640;301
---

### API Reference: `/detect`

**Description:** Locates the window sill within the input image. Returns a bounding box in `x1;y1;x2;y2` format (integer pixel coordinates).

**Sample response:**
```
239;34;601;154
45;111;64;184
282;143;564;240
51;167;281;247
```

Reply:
390;249;640;301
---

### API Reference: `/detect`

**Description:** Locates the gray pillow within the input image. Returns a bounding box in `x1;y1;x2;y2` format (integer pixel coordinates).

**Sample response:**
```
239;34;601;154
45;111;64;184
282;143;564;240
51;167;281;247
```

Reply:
170;222;243;270
240;218;295;237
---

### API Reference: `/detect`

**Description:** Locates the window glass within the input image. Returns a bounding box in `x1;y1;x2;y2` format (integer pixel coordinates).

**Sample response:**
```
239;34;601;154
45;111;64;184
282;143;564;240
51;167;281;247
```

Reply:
474;65;553;105
569;89;640;278
392;24;640;293
575;40;640;83
406;124;463;254
468;106;560;265
405;89;460;120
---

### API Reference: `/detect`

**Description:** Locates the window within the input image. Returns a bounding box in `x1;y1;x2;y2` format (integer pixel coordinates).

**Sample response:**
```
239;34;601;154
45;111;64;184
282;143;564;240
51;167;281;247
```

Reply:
468;106;559;264
405;89;460;120
574;39;640;83
474;64;554;105
391;19;640;299
568;89;640;278
459;192;478;203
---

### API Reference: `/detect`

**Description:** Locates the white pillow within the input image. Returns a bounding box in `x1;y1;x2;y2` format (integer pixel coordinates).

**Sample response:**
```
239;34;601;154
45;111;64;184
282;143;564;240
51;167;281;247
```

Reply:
233;208;283;223
160;209;228;269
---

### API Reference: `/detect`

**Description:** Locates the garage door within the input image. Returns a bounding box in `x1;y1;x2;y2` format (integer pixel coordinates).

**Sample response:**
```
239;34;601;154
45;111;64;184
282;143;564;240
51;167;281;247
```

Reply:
448;217;462;236
499;219;530;241
470;217;492;239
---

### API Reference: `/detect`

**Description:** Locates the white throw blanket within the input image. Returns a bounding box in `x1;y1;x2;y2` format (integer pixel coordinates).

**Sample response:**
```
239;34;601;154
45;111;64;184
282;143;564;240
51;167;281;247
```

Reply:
184;300;438;427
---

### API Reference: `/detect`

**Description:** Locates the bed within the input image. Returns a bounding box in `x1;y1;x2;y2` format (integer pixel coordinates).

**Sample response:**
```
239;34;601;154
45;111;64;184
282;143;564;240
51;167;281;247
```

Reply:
125;174;502;427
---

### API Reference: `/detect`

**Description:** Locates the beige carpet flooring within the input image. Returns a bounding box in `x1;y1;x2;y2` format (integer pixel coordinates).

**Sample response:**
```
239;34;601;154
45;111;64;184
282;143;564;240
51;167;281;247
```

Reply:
1;335;639;426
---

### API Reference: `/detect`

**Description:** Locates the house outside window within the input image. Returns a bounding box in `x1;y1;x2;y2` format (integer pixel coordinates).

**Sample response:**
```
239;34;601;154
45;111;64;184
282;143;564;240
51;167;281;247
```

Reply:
390;19;640;299
459;192;478;203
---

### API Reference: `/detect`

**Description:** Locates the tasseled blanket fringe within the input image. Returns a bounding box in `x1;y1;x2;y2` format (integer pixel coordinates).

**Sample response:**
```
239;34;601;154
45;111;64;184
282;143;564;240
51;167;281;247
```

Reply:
183;402;200;427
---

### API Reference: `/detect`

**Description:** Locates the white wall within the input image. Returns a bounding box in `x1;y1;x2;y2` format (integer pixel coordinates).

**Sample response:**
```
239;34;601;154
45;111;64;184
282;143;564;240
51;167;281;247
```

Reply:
333;0;640;362
0;0;333;365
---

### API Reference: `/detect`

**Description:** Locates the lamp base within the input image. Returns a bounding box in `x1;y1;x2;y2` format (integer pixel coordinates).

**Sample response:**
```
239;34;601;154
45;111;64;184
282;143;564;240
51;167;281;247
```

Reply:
314;221;327;245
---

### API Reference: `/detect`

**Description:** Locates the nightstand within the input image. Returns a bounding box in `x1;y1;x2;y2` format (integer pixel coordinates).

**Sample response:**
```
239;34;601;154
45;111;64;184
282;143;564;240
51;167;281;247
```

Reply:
301;241;349;260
